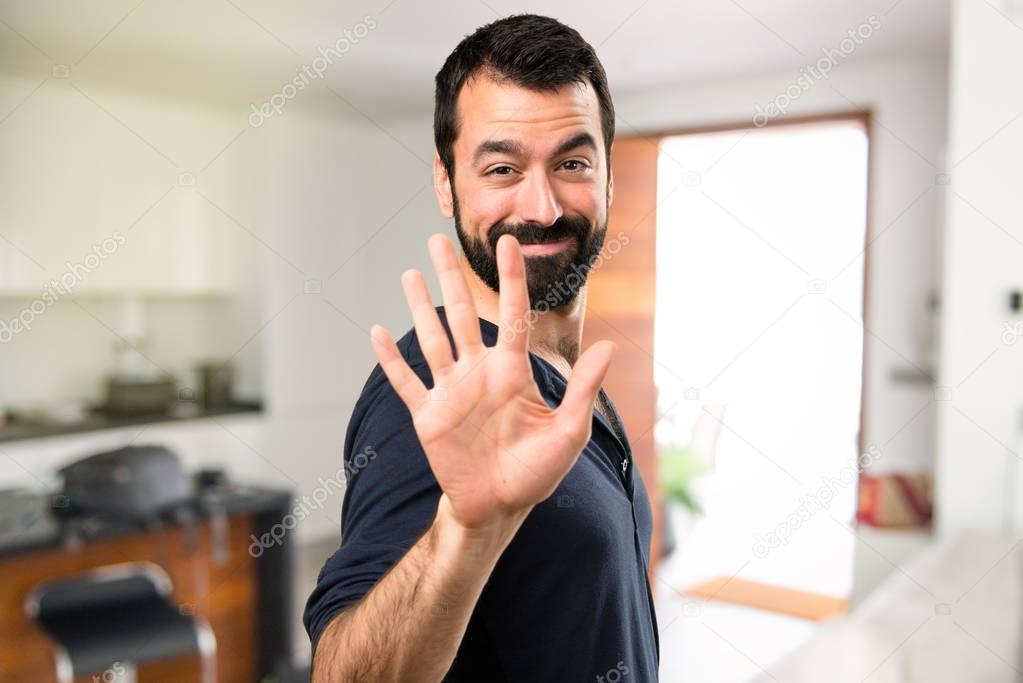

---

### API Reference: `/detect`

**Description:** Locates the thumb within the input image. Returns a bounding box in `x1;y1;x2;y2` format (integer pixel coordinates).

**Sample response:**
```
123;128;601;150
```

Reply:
556;340;617;434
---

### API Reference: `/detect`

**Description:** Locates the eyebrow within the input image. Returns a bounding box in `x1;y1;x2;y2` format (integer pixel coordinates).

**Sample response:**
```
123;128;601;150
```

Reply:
471;131;598;167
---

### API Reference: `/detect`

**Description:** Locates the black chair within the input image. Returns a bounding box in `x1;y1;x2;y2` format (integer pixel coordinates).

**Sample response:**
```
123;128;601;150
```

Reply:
25;561;217;683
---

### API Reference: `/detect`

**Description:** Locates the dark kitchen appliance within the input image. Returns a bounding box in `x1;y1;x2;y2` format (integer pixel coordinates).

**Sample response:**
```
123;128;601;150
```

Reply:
57;445;193;518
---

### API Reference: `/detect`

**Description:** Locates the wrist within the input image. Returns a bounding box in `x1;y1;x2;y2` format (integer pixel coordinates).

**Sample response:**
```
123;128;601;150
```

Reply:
433;494;530;561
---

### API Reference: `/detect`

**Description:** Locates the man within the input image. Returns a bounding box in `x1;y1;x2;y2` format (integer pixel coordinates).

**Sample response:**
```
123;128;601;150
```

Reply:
304;14;660;681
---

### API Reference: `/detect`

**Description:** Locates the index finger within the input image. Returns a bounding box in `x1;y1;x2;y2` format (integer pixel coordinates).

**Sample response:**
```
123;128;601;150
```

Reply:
496;233;530;353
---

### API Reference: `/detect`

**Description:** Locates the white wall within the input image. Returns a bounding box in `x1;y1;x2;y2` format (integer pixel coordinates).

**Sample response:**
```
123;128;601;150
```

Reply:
0;73;266;408
0;65;449;544
242;106;447;542
935;0;1023;533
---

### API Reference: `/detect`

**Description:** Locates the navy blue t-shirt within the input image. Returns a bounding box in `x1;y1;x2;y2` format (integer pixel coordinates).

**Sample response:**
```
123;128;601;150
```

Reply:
303;306;660;681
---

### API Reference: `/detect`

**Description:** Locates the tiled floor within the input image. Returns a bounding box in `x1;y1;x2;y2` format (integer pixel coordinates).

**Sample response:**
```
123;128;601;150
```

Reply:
654;587;816;682
762;534;1023;683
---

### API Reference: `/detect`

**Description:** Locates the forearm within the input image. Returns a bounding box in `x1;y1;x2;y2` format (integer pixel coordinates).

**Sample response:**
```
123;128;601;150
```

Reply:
312;495;530;682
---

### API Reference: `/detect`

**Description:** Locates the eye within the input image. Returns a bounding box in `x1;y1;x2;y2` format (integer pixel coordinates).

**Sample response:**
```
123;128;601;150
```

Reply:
561;159;589;172
487;165;515;176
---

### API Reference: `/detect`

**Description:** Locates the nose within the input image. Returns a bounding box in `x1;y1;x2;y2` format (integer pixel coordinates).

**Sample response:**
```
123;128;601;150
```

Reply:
516;171;563;227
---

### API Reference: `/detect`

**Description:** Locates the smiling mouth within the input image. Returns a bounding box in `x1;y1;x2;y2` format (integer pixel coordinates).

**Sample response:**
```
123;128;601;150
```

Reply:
518;237;573;257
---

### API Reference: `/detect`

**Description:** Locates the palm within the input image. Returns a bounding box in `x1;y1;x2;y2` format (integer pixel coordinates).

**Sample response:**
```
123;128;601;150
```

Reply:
370;233;616;529
412;345;574;526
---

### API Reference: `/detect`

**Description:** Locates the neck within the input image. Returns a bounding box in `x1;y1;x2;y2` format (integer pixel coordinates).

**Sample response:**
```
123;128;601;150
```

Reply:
458;251;585;370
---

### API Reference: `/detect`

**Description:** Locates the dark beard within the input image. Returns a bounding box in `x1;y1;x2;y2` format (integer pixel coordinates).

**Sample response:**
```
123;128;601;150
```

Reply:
452;191;607;311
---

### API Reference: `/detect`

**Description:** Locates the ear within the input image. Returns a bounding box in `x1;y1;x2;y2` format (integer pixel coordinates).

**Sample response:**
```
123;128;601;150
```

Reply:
607;157;614;210
434;151;454;219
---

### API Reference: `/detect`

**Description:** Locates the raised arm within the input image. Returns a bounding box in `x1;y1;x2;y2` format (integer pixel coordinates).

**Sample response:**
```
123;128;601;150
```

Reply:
312;233;616;682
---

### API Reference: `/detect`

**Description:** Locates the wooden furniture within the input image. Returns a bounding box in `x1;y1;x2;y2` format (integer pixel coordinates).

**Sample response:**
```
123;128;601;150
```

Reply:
0;486;292;682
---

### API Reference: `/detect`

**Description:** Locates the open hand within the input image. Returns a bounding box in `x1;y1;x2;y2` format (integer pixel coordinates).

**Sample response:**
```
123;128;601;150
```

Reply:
369;233;616;531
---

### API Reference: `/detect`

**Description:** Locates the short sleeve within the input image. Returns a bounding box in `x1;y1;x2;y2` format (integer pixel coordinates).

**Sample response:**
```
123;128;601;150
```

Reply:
302;360;442;653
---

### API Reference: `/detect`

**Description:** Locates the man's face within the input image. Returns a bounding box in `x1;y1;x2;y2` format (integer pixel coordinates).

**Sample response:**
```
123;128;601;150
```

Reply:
436;73;612;311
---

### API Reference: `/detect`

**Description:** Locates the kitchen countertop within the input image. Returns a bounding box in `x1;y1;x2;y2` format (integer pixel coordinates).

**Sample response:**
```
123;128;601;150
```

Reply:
0;401;262;443
0;483;291;558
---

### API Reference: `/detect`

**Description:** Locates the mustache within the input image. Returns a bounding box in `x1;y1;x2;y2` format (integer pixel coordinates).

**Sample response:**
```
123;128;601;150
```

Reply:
486;215;592;252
